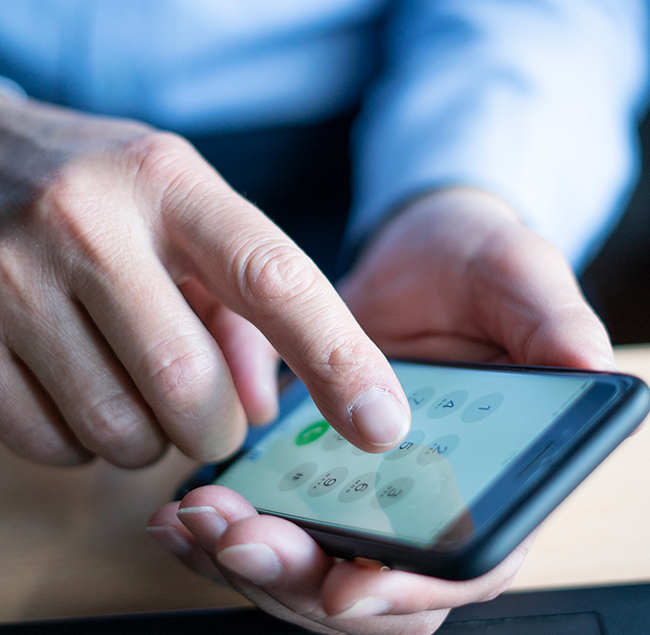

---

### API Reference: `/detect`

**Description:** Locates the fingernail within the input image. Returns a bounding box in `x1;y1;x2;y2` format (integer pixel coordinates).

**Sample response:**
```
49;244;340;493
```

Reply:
146;526;193;557
217;543;282;585
332;596;392;619
177;506;228;552
349;388;409;447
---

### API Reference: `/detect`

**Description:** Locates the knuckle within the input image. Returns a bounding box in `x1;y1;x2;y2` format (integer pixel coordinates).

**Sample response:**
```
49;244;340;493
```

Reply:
236;241;320;313
124;131;200;195
123;131;231;233
143;334;247;462
148;336;217;416
0;247;38;324
82;391;163;466
30;162;131;279
322;331;368;374
39;160;110;232
21;133;195;267
304;328;372;392
126;130;194;166
1;120;150;247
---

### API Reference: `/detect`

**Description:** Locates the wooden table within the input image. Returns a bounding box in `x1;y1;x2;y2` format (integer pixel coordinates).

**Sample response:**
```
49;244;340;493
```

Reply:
512;345;650;590
2;345;650;622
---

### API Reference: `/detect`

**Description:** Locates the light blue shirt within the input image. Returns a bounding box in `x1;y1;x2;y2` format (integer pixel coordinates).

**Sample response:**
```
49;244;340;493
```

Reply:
0;0;648;269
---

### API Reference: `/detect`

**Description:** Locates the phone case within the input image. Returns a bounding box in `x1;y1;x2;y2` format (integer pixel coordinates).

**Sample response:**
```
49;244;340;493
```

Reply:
177;363;650;580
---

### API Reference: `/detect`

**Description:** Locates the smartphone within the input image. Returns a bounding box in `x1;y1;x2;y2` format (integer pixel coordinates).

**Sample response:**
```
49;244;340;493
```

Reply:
182;360;650;581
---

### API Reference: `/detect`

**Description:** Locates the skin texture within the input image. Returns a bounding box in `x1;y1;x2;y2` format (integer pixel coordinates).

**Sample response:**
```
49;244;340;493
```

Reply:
150;189;616;634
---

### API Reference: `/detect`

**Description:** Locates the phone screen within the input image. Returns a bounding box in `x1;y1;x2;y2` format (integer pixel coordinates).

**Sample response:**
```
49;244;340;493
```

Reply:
214;362;595;548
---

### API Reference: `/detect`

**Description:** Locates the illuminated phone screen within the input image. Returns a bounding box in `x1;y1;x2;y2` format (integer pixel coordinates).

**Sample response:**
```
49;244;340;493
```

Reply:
214;362;593;547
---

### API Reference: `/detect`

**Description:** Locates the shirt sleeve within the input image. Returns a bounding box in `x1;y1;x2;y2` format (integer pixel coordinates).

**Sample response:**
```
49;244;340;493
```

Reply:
0;76;27;100
348;0;650;270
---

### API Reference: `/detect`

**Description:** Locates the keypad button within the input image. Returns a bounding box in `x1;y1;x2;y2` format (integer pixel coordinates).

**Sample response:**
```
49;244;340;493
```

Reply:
407;386;435;412
383;429;425;461
295;420;330;446
322;429;347;451
417;434;460;464
279;461;318;491
374;476;414;508
427;390;469;419
461;393;504;423
307;466;349;497
338;472;380;503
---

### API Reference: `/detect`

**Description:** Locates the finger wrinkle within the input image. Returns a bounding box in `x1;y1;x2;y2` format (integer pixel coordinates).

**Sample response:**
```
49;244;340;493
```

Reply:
144;332;219;404
235;241;321;314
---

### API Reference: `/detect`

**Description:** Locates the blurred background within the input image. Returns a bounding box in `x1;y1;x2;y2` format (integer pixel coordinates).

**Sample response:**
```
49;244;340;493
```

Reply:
581;113;650;346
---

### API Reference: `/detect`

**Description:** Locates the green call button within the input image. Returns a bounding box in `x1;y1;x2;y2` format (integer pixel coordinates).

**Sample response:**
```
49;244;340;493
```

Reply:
295;420;330;446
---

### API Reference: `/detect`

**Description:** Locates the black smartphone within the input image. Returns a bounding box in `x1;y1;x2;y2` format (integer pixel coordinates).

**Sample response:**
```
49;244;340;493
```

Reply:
182;360;650;581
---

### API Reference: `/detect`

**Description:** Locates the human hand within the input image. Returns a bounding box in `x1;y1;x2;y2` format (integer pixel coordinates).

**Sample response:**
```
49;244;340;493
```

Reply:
0;98;410;467
149;188;601;634
339;188;615;370
149;486;533;635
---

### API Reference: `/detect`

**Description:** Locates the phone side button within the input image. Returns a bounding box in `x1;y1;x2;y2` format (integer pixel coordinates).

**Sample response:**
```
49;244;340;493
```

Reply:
517;442;555;478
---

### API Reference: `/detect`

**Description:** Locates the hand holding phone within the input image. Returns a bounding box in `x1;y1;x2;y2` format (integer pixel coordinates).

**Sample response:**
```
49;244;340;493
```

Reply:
146;192;634;635
179;360;650;580
153;478;537;631
151;359;648;634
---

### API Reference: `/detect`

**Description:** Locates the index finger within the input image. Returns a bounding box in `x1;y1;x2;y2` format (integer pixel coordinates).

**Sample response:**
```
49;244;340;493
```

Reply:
158;142;410;451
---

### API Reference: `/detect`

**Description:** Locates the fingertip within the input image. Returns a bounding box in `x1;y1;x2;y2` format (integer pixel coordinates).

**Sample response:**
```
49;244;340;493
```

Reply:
554;343;616;373
147;499;231;583
148;501;182;528
598;355;618;373
179;484;258;523
243;347;280;425
216;542;283;585
147;501;196;557
244;367;279;426
146;525;194;557
519;304;616;372
201;305;281;427
348;387;410;451
184;408;248;463
177;505;229;552
214;514;332;592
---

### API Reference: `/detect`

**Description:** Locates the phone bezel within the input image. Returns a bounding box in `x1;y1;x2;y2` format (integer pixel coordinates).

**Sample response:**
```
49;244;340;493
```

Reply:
196;360;650;580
